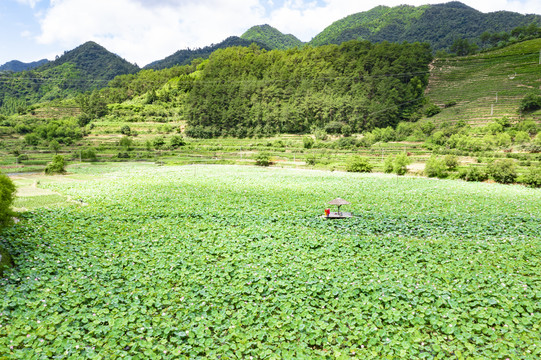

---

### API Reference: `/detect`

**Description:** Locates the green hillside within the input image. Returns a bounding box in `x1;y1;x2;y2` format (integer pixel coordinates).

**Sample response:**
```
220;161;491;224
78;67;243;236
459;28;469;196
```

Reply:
427;38;541;125
309;2;541;51
241;24;304;49
144;36;270;70
309;4;428;47
0;41;139;114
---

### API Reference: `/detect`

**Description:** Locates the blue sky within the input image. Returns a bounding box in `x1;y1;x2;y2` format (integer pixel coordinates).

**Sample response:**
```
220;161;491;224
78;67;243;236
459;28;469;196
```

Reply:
1;0;540;67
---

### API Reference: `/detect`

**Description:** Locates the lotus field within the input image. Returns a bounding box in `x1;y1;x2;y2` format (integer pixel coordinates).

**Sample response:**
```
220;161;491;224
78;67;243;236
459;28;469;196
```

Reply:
1;164;540;359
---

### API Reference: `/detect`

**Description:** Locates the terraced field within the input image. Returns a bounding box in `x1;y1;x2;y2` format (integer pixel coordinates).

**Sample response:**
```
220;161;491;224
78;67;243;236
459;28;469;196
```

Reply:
427;38;541;125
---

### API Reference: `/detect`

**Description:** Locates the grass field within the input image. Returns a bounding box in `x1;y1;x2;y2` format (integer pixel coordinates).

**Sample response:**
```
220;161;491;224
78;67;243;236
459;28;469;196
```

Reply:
1;163;540;359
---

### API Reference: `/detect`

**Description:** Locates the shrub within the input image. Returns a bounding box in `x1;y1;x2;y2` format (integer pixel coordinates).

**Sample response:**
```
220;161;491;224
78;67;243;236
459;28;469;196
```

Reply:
169;135;186;149
458;166;489;182
81;148;97;161
519;165;541;188
383;155;394;173
425;156;448;178
303;136;314;149
341;124;352;137
0;174;16;228
425;104;441;117
152;136;166;150
514;131;530;144
345;156;373;173
305;154;317;166
44;155;66;175
488;159;517;184
518;93;541;113
120;125;131;136
255;153;272;167
119;136;133;150
393;153;411;176
443;155;459;171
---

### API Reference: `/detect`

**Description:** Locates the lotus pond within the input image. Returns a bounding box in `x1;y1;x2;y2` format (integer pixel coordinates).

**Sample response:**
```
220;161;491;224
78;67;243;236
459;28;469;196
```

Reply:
1;163;540;359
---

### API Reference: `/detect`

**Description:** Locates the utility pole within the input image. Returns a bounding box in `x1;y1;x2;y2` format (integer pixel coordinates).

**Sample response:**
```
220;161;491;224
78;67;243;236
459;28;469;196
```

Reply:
491;104;494;116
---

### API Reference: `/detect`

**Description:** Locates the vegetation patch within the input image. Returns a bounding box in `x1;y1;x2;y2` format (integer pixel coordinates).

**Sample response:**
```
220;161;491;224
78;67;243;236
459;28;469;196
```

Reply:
0;164;539;359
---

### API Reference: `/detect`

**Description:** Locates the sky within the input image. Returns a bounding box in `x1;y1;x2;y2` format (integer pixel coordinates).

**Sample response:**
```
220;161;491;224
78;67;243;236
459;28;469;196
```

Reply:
1;0;540;67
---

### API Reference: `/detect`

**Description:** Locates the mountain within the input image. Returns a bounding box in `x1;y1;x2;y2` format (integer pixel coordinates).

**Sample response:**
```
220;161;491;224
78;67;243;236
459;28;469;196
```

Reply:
144;36;271;70
0;41;139;114
308;2;541;51
241;24;304;49
0;59;49;73
39;41;139;81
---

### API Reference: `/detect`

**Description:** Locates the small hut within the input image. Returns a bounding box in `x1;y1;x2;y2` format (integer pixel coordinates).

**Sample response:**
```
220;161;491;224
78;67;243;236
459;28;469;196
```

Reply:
324;198;353;218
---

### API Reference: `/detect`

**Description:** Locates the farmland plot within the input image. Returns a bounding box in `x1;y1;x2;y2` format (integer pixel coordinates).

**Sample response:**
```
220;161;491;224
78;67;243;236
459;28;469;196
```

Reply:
1;164;540;359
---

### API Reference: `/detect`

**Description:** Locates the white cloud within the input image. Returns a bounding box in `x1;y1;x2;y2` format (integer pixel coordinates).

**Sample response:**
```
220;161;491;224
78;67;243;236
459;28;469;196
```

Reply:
36;0;265;66
33;0;541;66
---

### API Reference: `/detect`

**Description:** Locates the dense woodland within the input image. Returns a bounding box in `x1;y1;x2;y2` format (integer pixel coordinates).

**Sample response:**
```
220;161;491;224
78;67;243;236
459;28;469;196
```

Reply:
309;2;541;52
186;41;432;137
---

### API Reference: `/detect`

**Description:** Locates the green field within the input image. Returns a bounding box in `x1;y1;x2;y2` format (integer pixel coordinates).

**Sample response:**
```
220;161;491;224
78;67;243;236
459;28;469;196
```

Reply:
1;164;540;359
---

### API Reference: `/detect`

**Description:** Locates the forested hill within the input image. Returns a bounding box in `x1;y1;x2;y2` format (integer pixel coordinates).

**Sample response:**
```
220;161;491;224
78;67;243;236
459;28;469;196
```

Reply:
144;36;270;70
186;41;432;137
39;41;139;79
0;41;139;114
309;2;541;51
0;59;49;73
241;24;304;49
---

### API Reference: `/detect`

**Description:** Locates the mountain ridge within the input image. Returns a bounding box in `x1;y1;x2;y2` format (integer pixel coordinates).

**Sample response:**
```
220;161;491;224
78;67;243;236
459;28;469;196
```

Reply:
241;24;304;49
0;59;49;73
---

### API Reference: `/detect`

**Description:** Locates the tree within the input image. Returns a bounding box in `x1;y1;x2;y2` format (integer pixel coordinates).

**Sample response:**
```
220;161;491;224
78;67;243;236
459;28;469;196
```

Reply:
120;125;131;136
152;136;166;150
169;135;186;149
425;156;448;178
518;94;541;113
49;139;61;154
345;156;373;173
255;153;272;166
45;155;66;175
488;159;517;184
393;153;411;176
383;155;394;173
450;38;478;56
0;174;16;228
119;136;133;151
303;136;314;149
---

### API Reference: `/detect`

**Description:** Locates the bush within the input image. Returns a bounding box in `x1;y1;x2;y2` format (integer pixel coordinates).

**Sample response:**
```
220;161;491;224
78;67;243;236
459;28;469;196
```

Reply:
152;136;166;150
488;159;517;184
393;153;411;176
345;156;373;173
514;131;531;144
303;136;314;149
305;154;317;166
425;104;441;117
0;174;16;228
518;93;541;113
519;165;541;188
458;166;489;182
120;125;131;136
425;156;448;178
383;155;394;173
169;135;186;149
81;148;97;161
255;153;272;166
443;155;459;171
44;155;66;175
